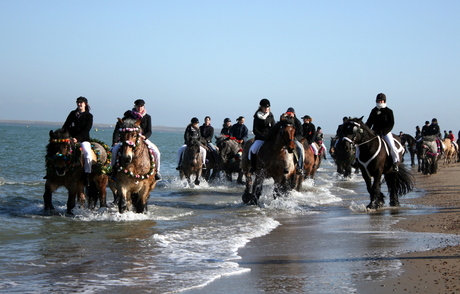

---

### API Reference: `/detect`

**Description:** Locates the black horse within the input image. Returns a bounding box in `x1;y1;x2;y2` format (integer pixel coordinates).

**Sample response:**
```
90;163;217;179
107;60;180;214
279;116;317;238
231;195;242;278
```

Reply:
330;136;356;178
342;117;414;209
401;134;418;167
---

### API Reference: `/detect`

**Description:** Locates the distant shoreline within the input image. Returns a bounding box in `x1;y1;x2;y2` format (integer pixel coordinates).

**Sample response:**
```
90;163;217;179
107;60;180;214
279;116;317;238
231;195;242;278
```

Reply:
0;119;184;133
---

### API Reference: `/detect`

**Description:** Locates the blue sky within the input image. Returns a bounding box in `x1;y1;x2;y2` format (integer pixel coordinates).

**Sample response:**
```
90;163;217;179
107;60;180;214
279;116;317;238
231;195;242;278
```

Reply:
1;0;459;135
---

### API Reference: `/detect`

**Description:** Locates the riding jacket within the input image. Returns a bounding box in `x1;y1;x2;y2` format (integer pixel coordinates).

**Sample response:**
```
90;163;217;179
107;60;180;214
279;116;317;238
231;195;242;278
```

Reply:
365;106;394;136
302;122;316;144
184;124;201;145
63;110;93;142
425;123;441;138
199;124;214;143
253;110;275;141
229;123;249;142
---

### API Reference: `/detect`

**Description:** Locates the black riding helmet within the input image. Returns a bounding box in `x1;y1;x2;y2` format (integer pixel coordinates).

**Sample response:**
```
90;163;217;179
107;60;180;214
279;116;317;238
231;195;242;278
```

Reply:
259;98;270;107
191;117;199;124
375;93;386;102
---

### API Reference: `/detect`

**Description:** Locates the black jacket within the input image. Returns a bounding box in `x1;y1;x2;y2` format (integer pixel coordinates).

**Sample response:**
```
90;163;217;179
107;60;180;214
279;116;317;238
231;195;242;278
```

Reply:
63;110;93;142
302;122;316;144
184;124;201;145
200;124;214;143
230;123;249;142
365;106;394;135
253;111;275;140
112;111;152;145
425;123;441;138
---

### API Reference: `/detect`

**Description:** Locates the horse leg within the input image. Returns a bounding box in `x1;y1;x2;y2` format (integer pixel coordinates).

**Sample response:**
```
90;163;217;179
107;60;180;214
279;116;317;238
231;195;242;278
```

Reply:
135;186;149;213
117;188;128;213
43;181;57;213
242;172;256;204
384;172;399;207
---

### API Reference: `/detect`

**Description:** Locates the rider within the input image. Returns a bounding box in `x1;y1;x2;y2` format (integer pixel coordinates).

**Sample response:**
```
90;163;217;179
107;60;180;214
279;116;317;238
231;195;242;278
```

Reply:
249;98;275;173
220;118;232;136
111;99;162;181
415;125;421;140
334;116;349;148
284;107;305;173
425;118;442;153
447;130;458;152
315;126;327;159
301;115;316;144
421;120;430;137
200;116;219;164
229;116;249;144
176;117;207;170
365;93;400;172
62;96;93;186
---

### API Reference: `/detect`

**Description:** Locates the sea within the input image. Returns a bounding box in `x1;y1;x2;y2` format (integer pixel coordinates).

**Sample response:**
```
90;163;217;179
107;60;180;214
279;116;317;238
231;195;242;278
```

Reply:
1;123;459;293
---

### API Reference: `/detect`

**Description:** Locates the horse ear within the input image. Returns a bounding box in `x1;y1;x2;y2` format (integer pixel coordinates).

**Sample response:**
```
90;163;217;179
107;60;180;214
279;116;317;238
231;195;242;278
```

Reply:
49;130;54;138
358;116;364;122
135;119;142;127
117;118;123;123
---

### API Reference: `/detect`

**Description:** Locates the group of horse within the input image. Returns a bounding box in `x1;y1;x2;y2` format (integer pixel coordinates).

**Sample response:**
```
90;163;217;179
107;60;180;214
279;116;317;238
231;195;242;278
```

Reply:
44;118;158;215
44;115;456;215
177;115;325;205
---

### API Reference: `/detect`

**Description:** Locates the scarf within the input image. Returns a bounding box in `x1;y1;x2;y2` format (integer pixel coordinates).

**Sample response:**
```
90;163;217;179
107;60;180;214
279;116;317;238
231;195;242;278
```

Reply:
256;111;270;120
131;108;147;120
376;102;387;109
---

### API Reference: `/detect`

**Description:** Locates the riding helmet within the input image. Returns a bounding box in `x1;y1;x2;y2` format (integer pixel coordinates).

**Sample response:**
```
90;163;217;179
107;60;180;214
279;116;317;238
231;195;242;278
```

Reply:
259;98;271;107
134;99;145;106
191;117;199;124
224;118;231;123
375;93;386;102
76;96;88;104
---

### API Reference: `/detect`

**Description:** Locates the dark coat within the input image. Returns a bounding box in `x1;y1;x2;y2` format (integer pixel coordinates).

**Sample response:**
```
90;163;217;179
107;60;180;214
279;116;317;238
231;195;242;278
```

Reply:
293;116;303;141
229;123;249;142
220;126;231;136
425;123;441;138
200;124;214;143
365;106;394;135
302;122;316;144
184;124;201;145
112;111;152;145
253;111;275;141
63;110;93;142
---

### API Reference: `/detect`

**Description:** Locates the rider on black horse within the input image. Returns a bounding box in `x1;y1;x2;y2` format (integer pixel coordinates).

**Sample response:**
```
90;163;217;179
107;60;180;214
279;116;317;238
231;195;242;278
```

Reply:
365;93;400;172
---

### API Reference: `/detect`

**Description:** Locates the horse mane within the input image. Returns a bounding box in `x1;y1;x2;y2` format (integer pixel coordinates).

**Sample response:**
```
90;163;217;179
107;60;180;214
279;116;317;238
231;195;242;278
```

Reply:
46;128;82;163
121;118;142;131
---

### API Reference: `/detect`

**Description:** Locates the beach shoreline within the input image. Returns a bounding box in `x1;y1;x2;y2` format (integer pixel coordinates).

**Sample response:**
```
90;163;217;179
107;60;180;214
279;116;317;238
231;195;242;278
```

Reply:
184;163;460;294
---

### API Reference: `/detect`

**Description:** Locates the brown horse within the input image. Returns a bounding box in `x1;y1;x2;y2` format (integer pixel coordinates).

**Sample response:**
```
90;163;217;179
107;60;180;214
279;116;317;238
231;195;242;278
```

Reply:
215;135;244;184
43;129;109;214
301;140;323;180
179;140;203;186
113;118;157;213
342;117;414;209
241;117;297;205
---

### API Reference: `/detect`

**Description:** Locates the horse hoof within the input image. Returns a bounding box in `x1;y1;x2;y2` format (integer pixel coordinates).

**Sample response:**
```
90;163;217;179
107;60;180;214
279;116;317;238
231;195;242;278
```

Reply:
195;180;200;185
242;192;257;205
389;200;400;207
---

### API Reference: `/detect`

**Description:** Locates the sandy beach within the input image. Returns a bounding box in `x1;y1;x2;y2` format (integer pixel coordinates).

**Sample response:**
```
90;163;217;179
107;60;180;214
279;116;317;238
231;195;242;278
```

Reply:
184;162;460;294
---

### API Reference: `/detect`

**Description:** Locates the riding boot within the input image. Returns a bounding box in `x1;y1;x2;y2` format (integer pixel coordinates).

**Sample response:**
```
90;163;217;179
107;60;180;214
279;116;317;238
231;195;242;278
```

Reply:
83;172;90;187
249;154;257;173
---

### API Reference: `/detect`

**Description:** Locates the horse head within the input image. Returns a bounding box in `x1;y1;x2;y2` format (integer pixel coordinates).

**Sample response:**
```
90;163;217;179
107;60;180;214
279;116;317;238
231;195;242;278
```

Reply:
46;129;80;176
118;118;142;165
342;116;372;143
278;116;296;152
186;140;202;167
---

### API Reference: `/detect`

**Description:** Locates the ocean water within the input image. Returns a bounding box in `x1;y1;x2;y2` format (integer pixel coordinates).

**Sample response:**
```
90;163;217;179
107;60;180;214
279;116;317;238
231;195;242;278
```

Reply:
0;123;459;293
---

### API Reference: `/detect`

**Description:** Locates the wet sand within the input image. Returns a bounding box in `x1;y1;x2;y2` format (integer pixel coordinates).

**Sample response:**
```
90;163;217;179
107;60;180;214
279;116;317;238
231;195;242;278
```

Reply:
184;163;460;294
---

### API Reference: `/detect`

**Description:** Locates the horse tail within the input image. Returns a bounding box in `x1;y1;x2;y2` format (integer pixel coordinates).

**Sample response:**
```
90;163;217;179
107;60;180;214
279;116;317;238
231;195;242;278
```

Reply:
386;164;415;197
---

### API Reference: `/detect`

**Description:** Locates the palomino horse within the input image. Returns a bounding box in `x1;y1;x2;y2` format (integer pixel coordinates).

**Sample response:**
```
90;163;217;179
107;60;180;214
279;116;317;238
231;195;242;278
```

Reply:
401;134;418;167
113;118;157;213
179;140;203;186
330;136;356;178
442;139;457;165
241;117;297;205
43;129;109;214
215;135;244;184
342;117;414;209
419;135;440;175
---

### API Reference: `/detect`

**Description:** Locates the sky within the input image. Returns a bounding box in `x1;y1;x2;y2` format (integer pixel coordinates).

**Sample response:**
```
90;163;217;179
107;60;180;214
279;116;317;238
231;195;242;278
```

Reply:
1;0;459;135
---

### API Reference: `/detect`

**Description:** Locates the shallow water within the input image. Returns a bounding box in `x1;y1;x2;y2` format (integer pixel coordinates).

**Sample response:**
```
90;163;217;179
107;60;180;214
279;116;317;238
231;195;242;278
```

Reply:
0;123;458;293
